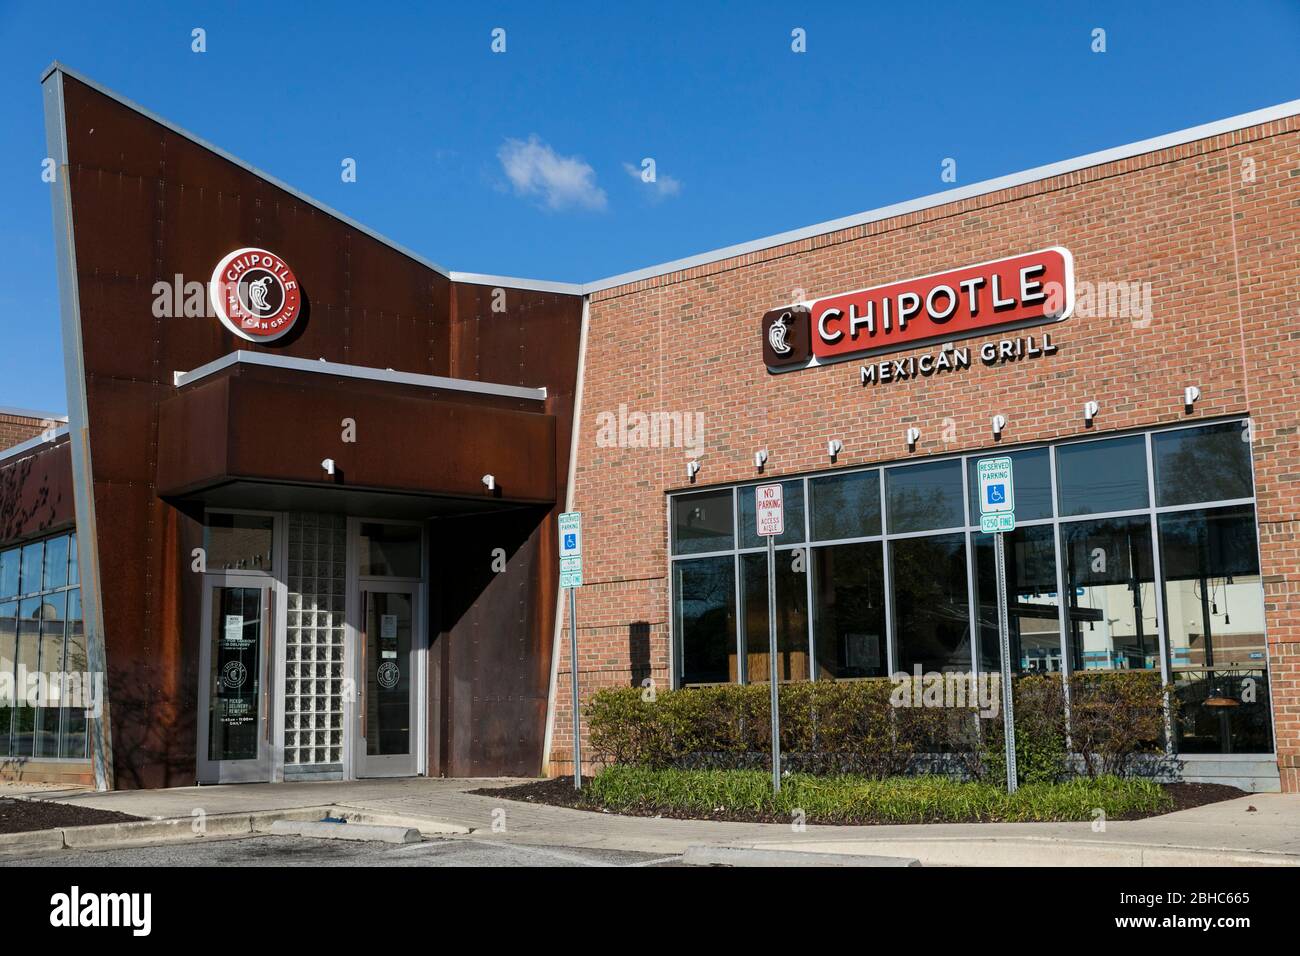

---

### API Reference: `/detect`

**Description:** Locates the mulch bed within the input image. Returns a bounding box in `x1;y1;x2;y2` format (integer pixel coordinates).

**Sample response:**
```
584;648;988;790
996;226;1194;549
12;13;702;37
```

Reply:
470;777;1249;825
0;797;142;834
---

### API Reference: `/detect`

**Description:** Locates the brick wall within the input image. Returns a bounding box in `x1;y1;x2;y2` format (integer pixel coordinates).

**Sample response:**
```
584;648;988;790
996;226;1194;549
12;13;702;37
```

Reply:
550;115;1300;787
0;412;60;450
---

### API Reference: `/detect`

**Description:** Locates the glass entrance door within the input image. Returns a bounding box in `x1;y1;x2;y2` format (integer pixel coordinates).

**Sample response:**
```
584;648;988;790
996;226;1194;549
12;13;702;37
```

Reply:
197;580;273;783
356;586;418;776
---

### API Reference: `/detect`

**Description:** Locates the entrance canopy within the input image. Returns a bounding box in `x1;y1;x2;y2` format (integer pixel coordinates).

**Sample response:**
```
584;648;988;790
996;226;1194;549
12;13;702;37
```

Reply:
157;352;556;516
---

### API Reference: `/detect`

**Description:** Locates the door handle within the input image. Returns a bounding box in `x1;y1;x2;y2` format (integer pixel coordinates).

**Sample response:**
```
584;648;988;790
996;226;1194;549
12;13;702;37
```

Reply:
264;590;274;745
360;591;368;743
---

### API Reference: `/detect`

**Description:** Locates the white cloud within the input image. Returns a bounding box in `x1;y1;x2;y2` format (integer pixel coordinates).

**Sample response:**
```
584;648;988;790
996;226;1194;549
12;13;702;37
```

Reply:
623;162;683;201
498;135;607;211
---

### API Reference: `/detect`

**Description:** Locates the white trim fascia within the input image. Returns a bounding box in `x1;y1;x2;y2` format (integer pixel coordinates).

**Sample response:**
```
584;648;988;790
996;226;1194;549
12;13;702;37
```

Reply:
173;350;547;402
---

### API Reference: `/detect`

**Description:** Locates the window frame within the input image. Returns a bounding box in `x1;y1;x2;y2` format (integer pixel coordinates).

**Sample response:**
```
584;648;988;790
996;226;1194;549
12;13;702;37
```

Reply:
665;416;1272;757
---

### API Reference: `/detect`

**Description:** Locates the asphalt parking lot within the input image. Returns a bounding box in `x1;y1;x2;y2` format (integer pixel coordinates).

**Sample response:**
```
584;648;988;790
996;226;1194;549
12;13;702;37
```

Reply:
0;835;680;867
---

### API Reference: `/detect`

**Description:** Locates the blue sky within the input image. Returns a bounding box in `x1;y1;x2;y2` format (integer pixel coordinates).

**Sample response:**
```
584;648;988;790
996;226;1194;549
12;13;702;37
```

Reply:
1;1;1297;414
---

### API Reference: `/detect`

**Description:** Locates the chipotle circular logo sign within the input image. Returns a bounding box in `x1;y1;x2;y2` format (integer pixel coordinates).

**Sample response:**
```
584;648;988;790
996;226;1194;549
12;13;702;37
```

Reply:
209;247;302;342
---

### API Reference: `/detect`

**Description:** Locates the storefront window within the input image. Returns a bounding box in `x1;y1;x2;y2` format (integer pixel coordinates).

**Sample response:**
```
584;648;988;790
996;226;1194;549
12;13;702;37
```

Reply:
674;555;735;685
0;601;15;757
1152;421;1254;507
891;533;972;673
974;525;1061;674
812;542;886;679
809;470;881;541
667;418;1271;757
0;531;87;760
1159;505;1271;753
359;522;421;577
741;550;809;682
671;489;733;555
967;447;1053;522
1060;515;1159;671
739;480;805;548
204;512;274;572
886;459;964;532
0;549;17;598
1055;434;1149;516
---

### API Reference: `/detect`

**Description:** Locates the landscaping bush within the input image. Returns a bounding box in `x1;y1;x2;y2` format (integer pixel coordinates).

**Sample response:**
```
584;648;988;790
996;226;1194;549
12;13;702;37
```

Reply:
587;671;1173;784
1069;670;1173;777
584;766;1172;823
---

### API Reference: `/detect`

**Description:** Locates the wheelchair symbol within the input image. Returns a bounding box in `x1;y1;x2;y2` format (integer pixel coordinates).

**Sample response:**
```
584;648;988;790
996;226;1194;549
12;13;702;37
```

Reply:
987;484;1006;505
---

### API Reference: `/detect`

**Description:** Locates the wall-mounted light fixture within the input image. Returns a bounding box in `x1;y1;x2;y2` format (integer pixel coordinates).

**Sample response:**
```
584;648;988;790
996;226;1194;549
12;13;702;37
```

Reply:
905;427;920;450
1183;385;1201;412
991;415;1007;439
1083;401;1100;426
481;474;496;491
686;459;702;481
321;458;336;476
827;438;843;462
754;449;769;471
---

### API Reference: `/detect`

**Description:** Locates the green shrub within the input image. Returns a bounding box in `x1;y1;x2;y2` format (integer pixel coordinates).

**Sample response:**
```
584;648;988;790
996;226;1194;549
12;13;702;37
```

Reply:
1069;670;1173;777
588;671;1172;785
584;766;1171;823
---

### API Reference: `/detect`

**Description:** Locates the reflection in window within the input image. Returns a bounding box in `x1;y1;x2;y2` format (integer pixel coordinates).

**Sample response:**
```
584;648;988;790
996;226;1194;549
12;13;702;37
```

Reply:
1060;516;1158;671
0;531;86;760
974;525;1061;674
1152;422;1254;507
812;542;886;678
34;591;67;757
891;533;972;673
968;447;1053;522
205;513;274;572
887;460;964;533
359;523;421;577
671;489;734;555
61;589;88;758
739;481;805;548
674;556;736;685
12;596;40;755
1159;506;1271;753
743;548;800;686
1055;435;1149;516
809;470;881;541
741;551;809;682
42;535;69;591
0;601;15;757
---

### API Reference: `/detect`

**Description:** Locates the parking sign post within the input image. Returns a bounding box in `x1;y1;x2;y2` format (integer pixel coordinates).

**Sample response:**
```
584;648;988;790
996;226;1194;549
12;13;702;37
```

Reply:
976;457;1019;794
754;484;785;793
558;512;583;789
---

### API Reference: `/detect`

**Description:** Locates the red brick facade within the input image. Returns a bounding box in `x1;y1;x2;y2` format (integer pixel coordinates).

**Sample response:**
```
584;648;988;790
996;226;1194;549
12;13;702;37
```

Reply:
549;114;1300;789
0;411;60;451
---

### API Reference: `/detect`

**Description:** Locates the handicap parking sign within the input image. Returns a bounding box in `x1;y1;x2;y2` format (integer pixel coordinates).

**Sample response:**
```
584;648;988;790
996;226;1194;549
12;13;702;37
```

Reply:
976;457;1015;532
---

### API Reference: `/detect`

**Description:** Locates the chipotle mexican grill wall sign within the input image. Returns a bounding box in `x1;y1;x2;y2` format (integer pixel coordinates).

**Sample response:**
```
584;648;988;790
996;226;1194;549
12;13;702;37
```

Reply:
210;247;303;343
761;248;1073;373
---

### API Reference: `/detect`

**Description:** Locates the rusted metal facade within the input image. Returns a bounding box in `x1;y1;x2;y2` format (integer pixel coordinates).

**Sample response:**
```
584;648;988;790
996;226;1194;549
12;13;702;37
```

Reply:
37;67;583;789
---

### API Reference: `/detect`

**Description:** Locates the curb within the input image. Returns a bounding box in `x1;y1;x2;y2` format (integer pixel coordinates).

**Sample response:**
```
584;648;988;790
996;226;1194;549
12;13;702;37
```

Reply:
737;837;1300;868
0;803;469;858
682;845;919;867
267;820;421;843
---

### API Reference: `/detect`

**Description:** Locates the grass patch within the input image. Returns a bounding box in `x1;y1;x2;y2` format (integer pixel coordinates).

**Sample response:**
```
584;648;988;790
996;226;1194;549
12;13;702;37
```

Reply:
585;766;1173;824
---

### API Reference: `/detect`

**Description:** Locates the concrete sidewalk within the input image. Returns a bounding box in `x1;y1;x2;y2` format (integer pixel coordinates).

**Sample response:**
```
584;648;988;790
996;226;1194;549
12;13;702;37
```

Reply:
5;778;1300;866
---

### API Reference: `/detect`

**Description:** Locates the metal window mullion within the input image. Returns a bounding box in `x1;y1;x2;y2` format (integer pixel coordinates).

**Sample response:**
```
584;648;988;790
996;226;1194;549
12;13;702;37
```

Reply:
880;470;895;674
1049;443;1073;748
961;455;979;675
733;487;743;684
1145;433;1175;757
803;476;815;680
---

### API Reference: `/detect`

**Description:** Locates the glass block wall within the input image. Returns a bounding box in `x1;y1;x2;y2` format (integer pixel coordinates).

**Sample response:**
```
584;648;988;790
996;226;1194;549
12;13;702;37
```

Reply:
284;514;346;771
